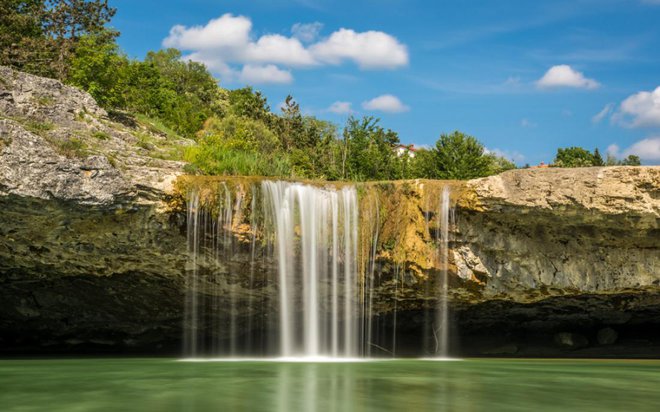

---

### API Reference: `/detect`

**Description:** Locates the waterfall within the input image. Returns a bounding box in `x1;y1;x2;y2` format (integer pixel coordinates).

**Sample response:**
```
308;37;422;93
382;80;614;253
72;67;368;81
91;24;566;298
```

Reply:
262;181;360;358
183;179;455;359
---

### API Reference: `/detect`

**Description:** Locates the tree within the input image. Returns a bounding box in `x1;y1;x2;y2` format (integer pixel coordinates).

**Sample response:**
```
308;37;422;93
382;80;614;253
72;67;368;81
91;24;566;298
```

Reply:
409;148;438;178
0;0;117;79
593;148;604;166
0;0;52;75
44;0;117;80
196;115;280;153
431;131;494;179
341;116;402;181
227;87;271;122
277;95;307;151
67;32;128;108
145;49;221;112
621;155;641;166
487;154;517;174
553;147;595;167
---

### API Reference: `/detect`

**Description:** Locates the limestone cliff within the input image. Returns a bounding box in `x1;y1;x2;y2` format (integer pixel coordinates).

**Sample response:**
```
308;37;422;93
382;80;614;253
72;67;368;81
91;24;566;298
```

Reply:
458;167;659;297
1;67;659;356
0;65;188;204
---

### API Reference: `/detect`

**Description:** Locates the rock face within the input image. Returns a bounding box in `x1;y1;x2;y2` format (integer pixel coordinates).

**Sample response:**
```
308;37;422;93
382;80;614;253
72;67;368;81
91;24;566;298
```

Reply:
1;67;659;357
0;65;189;204
458;167;660;297
0;66;190;353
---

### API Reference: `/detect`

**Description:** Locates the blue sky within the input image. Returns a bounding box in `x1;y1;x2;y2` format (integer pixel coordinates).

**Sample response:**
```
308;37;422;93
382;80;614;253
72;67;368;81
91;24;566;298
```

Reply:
113;0;660;165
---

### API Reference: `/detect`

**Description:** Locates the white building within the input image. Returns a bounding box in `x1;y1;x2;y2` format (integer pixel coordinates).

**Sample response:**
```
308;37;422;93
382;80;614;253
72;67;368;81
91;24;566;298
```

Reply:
395;144;417;158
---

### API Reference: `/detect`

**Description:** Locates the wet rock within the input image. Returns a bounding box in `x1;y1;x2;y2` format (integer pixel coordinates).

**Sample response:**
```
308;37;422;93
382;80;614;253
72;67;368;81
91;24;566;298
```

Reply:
481;344;518;355
597;327;618;345
554;332;589;350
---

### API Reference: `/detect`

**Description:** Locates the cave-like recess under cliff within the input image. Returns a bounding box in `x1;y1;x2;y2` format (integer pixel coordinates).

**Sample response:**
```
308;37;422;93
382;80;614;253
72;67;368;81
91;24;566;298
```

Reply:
1;167;659;358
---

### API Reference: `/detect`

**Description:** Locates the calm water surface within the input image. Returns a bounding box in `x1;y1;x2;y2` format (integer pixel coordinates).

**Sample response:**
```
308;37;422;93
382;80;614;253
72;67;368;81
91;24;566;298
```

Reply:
1;358;659;411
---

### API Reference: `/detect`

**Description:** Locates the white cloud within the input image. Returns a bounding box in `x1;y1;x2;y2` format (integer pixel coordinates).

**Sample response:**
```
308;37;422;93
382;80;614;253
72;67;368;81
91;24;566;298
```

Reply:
244;34;316;66
623;137;660;160
291;22;323;43
613;86;660;127
310;28;408;69
486;148;525;163
327;101;352;114
536;65;600;90
607;137;660;162
163;14;408;84
164;14;252;52
239;64;293;84
362;95;409;113
592;103;614;124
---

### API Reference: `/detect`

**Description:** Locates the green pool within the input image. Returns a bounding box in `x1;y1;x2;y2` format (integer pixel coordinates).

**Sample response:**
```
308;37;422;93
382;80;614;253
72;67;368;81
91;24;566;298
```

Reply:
1;358;659;411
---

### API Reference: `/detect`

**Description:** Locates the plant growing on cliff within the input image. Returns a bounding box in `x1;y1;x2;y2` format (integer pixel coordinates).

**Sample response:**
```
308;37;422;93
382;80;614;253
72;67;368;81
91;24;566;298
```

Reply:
184;138;292;177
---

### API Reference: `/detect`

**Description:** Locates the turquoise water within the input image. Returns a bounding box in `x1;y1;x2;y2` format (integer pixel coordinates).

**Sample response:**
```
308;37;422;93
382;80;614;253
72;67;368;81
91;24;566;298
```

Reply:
1;358;660;411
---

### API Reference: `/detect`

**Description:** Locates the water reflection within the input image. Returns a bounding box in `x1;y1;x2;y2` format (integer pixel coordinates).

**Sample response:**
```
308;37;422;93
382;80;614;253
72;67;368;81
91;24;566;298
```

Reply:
3;359;660;412
178;361;468;412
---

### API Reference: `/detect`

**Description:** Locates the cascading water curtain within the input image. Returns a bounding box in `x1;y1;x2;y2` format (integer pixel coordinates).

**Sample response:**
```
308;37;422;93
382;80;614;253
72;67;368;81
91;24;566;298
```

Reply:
262;181;361;358
183;180;454;359
184;184;243;358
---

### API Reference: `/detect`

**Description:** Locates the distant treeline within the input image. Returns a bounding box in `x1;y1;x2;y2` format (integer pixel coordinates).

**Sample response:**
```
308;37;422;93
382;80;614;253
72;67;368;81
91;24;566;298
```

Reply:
1;1;639;180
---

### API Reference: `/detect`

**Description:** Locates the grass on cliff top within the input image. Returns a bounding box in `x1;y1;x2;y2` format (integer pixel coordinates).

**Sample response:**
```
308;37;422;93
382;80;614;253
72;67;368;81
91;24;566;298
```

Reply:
134;114;182;142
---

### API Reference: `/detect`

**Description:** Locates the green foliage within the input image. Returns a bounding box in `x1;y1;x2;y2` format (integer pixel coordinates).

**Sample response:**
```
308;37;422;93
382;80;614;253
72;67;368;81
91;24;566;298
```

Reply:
0;0;50;75
621;155;641;166
184;137;291;177
487;154;517;175
408;148;437;178
429;131;495;179
554;147;596;167
342;116;402;181
197;115;280;153
553;147;641;167
136;133;155;151
45;0;117;80
227;87;271;122
134;114;181;141
68;43;222;137
593;148;604;166
0;0;117;80
67;32;127;108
